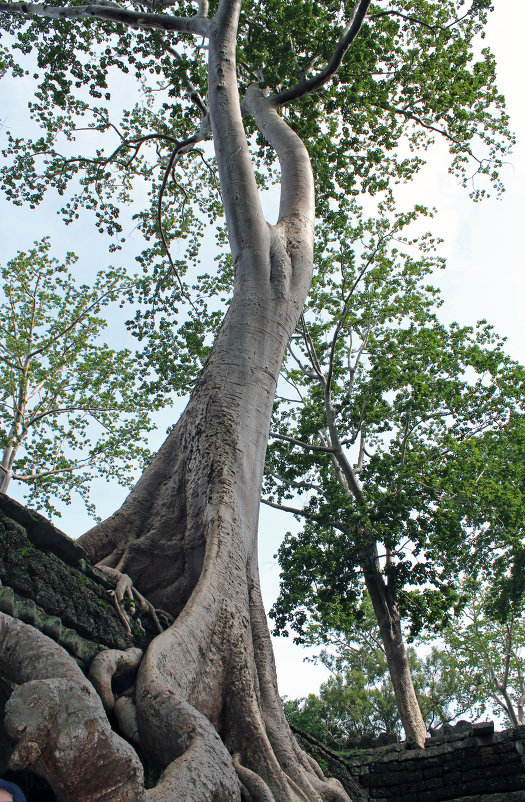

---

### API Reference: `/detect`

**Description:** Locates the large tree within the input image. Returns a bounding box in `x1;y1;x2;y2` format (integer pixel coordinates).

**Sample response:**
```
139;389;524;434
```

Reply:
0;238;159;517
0;0;512;799
264;217;525;746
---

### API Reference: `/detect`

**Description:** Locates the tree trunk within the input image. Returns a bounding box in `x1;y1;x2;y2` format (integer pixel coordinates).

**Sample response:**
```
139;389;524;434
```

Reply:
77;234;349;800
0;0;368;796
365;571;427;748
0;464;11;493
3;125;351;802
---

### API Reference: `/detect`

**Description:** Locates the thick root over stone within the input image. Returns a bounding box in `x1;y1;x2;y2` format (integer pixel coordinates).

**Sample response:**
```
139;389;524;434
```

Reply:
0;614;148;802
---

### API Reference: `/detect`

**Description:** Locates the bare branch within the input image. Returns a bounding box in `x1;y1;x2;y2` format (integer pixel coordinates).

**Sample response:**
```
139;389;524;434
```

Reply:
269;431;336;453
261;497;347;533
269;472;322;492
0;2;210;36
272;0;372;106
369;10;439;33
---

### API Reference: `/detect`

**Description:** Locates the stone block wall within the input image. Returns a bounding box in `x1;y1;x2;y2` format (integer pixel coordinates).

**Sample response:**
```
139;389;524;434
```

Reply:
0;493;164;667
294;722;525;801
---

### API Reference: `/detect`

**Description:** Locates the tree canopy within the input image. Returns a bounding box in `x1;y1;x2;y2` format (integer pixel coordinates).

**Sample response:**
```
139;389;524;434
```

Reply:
0;238;162;517
0;0;518;799
0;0;512;383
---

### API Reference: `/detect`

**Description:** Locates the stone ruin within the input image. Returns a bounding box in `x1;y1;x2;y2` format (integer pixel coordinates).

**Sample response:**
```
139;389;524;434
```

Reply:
1;493;525;801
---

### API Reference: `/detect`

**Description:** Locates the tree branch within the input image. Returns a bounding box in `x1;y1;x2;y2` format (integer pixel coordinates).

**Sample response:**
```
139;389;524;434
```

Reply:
269;471;321;492
299;315;324;381
155;132;207;306
383;104;481;162
11;458;95;483
272;0;372;106
161;40;208;116
27;281;127;360
243;86;314;226
269;431;336;453
208;0;269;266
25;404;136;430
0;2;210;36
369;10;439;33
261;497;347;533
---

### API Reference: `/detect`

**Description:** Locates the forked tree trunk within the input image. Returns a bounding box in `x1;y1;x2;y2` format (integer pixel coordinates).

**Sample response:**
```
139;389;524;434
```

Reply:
365;569;427;747
1;3;355;796
78;233;349;801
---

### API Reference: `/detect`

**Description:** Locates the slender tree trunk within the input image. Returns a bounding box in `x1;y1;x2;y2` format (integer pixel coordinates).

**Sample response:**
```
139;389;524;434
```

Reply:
0;460;11;492
365;570;427;747
322;393;427;746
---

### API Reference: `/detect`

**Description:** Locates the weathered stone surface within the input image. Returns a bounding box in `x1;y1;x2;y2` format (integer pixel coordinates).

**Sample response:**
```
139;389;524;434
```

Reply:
0;493;86;565
0;496;162;663
294;723;525;802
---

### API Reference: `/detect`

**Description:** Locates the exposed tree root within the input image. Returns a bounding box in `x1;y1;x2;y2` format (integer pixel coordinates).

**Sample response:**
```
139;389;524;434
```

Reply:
114;692;141;744
234;754;275;802
88;646;143;713
88;646;144;744
96;565;163;635
0;613;148;802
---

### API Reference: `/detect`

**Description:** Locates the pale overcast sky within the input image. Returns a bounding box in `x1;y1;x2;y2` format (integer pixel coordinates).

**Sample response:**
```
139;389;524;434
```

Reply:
1;2;524;699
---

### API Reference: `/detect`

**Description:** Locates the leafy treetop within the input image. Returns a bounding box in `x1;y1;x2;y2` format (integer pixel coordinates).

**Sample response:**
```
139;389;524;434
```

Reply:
0;1;513;395
0;238;163;518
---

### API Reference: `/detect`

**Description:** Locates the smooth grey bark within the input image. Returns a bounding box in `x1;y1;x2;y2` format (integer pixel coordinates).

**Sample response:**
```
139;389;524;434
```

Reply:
1;0;371;798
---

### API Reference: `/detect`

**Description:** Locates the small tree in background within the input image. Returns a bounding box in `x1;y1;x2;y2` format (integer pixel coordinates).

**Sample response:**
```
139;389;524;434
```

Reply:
0;238;161;517
437;579;525;729
265;215;525;745
284;596;481;748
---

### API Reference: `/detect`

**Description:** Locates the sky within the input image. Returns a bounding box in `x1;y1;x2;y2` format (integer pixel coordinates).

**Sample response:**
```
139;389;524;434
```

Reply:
1;1;524;700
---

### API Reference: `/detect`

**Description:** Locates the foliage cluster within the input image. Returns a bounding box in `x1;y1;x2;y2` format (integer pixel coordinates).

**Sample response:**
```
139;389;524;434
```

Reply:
0;238;163;517
265;209;525;644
